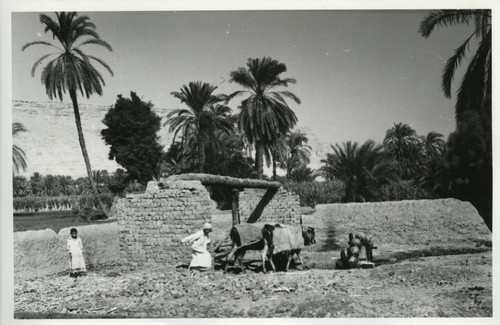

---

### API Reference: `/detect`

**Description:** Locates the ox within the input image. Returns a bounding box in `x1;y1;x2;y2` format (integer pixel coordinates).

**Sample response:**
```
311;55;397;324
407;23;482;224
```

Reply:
224;223;315;274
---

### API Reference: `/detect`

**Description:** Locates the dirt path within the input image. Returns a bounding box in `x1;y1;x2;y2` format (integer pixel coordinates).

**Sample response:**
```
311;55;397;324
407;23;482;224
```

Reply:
15;251;492;318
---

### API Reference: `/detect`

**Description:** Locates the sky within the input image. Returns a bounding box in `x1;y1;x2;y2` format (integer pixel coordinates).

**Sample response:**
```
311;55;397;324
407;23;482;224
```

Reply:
11;10;475;146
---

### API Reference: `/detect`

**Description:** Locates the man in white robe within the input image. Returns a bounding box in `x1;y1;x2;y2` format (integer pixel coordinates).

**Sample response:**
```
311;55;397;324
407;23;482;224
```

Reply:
181;223;213;272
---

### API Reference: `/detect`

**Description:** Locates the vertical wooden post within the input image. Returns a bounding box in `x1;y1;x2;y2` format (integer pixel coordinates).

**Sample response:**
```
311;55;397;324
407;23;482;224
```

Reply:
232;188;240;225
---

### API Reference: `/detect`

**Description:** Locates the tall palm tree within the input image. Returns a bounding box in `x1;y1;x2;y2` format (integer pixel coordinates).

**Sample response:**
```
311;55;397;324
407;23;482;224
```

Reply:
23;12;113;213
383;123;422;179
165;81;234;173
12;122;28;175
419;10;491;121
320;140;399;202
228;57;300;179
276;130;312;179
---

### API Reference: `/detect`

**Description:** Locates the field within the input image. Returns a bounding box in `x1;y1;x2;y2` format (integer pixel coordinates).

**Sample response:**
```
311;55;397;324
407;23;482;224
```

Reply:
13;202;492;318
14;211;114;233
14;251;492;318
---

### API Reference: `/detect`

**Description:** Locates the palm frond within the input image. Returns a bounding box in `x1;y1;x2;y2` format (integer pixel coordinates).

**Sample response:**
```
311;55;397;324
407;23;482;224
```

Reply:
86;55;114;76
22;41;60;51
30;53;57;77
76;38;113;51
441;32;475;98
12;122;27;136
419;10;477;38
455;29;491;120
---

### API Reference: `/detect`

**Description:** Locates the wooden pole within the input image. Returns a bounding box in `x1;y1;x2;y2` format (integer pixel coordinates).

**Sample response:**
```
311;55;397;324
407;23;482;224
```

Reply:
232;189;240;226
246;188;279;223
164;173;281;189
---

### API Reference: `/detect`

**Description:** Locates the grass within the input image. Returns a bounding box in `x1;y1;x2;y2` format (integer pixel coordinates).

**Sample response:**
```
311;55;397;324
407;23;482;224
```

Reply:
14;210;115;233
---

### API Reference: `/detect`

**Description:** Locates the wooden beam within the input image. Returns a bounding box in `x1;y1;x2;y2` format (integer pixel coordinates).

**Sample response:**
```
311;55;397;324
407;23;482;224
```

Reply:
164;173;282;189
246;187;279;223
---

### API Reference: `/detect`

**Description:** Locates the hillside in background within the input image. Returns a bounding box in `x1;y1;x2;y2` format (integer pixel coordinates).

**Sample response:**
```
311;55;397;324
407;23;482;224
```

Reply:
12;100;328;178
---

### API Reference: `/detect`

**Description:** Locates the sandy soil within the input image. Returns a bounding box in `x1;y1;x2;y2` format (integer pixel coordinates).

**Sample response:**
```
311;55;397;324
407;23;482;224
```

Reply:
14;250;492;318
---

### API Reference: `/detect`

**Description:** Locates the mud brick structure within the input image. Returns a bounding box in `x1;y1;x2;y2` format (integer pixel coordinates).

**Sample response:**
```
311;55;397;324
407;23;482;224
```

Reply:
115;180;216;269
114;176;301;269
239;188;301;224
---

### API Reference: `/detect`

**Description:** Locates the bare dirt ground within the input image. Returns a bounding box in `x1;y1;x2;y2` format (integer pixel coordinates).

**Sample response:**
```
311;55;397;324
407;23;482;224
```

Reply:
14;250;492;318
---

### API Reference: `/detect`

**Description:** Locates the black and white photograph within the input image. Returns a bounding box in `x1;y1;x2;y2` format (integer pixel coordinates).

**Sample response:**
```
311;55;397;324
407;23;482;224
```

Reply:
1;0;497;322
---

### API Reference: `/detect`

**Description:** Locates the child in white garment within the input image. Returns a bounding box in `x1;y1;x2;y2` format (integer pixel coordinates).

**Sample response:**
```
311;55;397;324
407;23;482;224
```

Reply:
67;228;86;277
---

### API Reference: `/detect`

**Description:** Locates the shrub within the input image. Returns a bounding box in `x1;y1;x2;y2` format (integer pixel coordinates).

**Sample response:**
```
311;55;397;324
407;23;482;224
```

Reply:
375;180;432;201
13;194;115;213
283;180;344;207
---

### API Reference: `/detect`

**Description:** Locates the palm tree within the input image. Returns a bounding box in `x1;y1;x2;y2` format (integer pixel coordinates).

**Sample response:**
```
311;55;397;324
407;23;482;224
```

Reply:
277;130;312;179
269;136;288;181
419;10;491;121
421;131;446;161
319;140;399;202
416;132;446;192
23;12;113;213
228;57;300;179
383;123;422;179
165;81;234;173
289;166;317;182
12;122;28;175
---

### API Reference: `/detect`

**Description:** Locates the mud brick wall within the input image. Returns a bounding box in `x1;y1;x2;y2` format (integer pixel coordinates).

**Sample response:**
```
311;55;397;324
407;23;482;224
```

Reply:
115;180;216;269
239;188;301;224
302;199;492;252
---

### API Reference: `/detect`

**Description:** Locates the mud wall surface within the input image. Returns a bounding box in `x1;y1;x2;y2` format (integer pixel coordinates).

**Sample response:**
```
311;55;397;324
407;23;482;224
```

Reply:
14;223;119;280
115;180;217;270
302;199;491;251
239;188;301;224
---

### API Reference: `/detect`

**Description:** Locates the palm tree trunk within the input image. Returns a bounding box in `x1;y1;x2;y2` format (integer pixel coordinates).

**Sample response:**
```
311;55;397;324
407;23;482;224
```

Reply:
198;134;205;173
69;90;108;216
255;141;264;179
272;149;277;181
286;158;292;179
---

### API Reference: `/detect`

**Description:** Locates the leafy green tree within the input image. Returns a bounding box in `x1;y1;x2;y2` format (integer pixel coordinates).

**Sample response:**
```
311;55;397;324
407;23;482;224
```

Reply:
229;57;300;179
101;92;164;184
205;129;256;209
106;168;128;195
419;10;491;121
165;81;233;173
320;140;399;202
23;12;113;213
12;122;28;175
420;10;492;229
160;142;193;176
204;129;256;179
441;106;492;229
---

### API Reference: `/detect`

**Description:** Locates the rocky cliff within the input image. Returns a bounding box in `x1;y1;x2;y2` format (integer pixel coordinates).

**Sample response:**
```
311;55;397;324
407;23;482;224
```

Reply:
12;100;329;178
12;100;175;178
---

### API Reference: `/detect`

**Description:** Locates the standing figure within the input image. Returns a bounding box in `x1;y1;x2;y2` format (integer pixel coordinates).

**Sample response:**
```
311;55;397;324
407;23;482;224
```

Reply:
67;228;86;277
181;223;213;273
